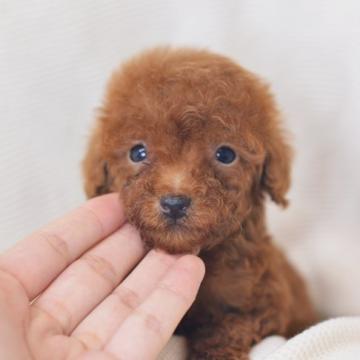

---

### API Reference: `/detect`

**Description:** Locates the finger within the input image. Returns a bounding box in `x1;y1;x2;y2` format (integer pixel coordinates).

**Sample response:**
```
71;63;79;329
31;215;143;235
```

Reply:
32;223;144;334
0;194;124;300
105;255;205;360
77;351;116;360
72;250;179;349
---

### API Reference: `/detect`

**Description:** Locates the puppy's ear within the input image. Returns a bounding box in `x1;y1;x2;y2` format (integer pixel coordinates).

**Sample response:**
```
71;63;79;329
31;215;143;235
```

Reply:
261;130;292;207
82;124;112;198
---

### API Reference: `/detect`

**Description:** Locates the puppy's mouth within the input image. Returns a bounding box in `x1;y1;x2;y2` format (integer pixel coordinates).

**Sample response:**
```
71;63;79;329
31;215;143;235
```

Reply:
162;216;187;229
161;218;200;254
133;215;203;255
126;196;209;254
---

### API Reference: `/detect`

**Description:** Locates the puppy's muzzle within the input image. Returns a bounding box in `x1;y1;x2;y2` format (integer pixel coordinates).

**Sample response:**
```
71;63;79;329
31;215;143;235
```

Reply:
160;195;191;220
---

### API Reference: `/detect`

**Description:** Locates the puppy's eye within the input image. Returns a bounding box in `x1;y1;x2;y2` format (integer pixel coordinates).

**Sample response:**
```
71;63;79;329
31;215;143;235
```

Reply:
129;144;147;162
215;146;236;164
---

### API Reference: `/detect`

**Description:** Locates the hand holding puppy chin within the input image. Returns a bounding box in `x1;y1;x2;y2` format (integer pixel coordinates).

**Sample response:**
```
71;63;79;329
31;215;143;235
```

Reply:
0;193;204;360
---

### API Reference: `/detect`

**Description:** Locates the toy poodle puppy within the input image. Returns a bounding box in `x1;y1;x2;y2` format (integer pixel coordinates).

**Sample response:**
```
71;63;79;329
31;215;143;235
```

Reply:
83;47;316;359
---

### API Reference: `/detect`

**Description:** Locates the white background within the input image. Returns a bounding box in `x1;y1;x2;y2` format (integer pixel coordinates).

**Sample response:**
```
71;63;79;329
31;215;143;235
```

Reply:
1;0;359;317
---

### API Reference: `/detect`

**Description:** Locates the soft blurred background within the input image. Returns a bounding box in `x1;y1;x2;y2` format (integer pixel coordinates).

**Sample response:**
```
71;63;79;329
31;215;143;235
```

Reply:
1;0;359;319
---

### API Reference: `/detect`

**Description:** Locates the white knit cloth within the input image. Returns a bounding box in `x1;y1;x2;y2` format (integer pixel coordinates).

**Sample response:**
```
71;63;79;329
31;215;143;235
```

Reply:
255;317;360;360
158;318;360;360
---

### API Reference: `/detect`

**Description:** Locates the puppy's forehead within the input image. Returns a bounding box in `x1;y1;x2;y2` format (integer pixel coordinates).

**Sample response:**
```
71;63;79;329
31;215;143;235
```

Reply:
123;107;235;149
104;48;274;150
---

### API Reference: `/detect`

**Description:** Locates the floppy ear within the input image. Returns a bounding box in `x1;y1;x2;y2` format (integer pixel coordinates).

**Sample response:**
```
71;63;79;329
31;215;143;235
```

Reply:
261;129;292;207
82;123;112;198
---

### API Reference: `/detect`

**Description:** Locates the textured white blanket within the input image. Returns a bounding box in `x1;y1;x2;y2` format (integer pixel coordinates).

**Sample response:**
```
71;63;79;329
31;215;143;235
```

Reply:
159;318;360;359
252;317;360;360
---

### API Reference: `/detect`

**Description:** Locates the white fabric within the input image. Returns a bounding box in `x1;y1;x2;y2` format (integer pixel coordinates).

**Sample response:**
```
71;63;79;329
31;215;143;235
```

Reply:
250;336;287;360
253;317;360;360
1;1;360;358
158;318;360;360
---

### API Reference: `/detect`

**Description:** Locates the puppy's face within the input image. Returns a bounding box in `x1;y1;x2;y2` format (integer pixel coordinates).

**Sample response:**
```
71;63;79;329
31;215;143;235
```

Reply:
85;48;291;254
106;114;263;254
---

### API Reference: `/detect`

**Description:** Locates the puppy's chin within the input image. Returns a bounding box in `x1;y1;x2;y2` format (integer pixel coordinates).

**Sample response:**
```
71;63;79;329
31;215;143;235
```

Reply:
138;226;203;255
125;203;226;254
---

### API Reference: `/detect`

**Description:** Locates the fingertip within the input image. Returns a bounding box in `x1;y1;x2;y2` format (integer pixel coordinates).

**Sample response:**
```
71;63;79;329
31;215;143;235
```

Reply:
149;249;181;266
176;254;206;281
85;193;122;211
83;193;125;234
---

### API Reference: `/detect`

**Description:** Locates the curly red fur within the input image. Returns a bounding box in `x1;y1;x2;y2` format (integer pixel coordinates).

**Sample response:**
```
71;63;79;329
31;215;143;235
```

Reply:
83;47;316;359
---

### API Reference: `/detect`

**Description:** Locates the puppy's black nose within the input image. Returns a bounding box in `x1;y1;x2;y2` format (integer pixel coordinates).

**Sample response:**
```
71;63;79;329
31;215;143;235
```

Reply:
160;195;191;220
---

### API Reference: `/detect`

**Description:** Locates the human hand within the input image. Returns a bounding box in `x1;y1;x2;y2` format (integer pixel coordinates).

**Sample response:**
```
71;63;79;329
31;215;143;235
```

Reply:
0;194;205;360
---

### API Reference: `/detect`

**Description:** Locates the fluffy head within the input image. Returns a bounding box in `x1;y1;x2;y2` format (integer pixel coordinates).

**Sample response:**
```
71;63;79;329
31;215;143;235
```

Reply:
83;47;292;254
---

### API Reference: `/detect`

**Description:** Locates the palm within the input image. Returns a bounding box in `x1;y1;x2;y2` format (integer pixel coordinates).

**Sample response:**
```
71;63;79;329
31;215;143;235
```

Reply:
0;194;204;360
0;277;89;359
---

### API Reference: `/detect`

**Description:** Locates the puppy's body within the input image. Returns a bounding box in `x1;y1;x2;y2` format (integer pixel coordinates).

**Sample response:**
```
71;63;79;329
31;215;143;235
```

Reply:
178;226;314;359
83;48;316;359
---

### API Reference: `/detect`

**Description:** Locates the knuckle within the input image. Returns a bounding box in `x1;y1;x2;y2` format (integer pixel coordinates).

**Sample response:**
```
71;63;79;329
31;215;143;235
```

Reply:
158;282;190;305
0;269;26;301
37;230;71;267
80;205;105;238
32;298;72;334
75;331;103;351
137;309;164;338
113;286;141;311
81;253;117;287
